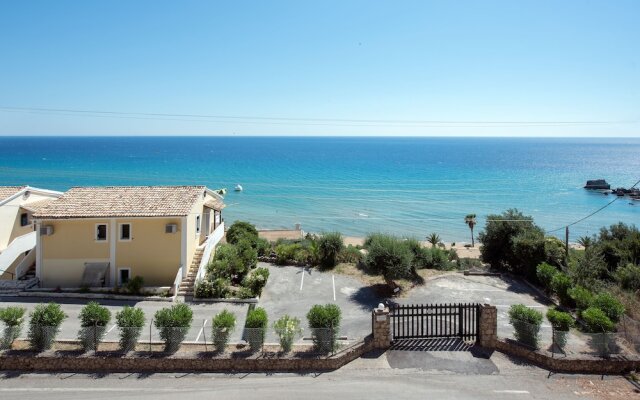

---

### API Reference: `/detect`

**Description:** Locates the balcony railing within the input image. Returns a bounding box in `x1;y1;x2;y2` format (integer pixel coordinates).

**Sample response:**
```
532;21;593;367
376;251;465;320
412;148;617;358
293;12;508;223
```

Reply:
195;221;225;283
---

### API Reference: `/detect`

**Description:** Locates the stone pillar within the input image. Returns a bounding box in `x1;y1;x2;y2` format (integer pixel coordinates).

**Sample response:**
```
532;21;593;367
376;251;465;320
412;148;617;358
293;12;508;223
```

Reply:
372;307;391;349
478;304;497;349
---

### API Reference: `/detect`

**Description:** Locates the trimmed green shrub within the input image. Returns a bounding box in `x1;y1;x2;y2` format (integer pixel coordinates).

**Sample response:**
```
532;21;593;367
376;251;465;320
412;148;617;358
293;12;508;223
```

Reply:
536;262;558;290
115;306;145;352
582;307;615;333
568;286;594;312
615;263;640;291
0;306;26;349
546;309;574;331
236;238;258;271
318;232;344;269
208;244;245;280
256;238;271;257
78;301;111;351
245;307;268;351
154;303;193;352
273;315;302;353
211;309;236;352
28;303;67;351
338;244;362;264
236;287;255;299
508;304;543;349
591;292;625;323
547;308;574;351
124;276;144;294
307;304;341;353
226;221;259;246
551;272;573;307
243;267;269;296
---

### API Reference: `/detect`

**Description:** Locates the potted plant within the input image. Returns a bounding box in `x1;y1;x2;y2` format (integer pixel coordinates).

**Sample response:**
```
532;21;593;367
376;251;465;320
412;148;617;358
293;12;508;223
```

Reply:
546;308;574;352
154;303;193;353
115;306;145;352
27;303;67;351
0;306;26;350
211;309;236;353
78;301;111;351
306;304;341;353
244;307;268;351
508;304;543;349
273;315;302;353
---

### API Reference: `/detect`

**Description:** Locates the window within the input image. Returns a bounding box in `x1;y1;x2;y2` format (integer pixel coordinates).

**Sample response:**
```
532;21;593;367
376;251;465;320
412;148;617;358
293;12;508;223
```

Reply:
118;268;130;285
96;224;107;241
20;213;29;227
119;223;131;241
196;215;201;234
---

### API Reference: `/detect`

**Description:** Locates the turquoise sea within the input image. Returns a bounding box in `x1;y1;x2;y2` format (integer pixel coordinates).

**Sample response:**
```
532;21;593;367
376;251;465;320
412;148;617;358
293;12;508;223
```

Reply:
0;136;638;242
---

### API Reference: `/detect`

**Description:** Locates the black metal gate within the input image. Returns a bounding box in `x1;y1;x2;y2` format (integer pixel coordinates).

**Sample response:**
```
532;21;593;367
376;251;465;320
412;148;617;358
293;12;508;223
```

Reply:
389;303;479;342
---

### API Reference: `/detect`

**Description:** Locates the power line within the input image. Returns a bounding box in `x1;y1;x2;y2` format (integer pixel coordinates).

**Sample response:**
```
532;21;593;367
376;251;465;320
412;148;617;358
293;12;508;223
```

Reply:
1;106;636;127
546;178;640;234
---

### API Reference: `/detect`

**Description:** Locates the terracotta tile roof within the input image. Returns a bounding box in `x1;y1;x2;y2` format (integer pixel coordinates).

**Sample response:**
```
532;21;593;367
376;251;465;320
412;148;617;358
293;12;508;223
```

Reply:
33;186;208;219
21;199;56;213
204;198;225;210
0;186;27;201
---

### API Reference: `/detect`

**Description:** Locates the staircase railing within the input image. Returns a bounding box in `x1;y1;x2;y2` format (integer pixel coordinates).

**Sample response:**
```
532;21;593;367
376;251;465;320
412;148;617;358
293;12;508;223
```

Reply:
14;248;36;280
195;221;225;283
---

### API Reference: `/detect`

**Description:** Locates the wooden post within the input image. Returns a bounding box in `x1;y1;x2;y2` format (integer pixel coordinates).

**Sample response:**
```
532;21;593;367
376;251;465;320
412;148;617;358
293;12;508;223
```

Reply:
565;226;570;266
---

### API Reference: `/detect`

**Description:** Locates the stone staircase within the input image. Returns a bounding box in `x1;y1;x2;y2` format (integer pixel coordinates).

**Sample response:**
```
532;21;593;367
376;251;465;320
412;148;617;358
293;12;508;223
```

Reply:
177;246;205;298
0;276;38;295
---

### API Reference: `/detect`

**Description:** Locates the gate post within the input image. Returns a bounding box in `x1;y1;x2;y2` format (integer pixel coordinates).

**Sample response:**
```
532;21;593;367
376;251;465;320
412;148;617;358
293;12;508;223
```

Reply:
372;305;391;349
477;304;497;349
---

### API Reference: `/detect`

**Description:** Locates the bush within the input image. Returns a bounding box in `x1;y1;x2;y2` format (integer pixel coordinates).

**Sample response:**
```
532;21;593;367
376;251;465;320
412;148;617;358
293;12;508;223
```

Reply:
338;245;362;264
508;304;543;348
582;307;615;333
78;301;111;351
478;209;546;280
245;307;268;351
211;309;236;352
208;244;246;280
546;308;574;331
226;221;259;246
363;233;414;280
615;263;640;291
0;306;26;349
427;247;451;270
568;286;594;312
194;278;230;298
275;243;302;265
307;304;341;353
591;292;625;323
236;287;255;299
551;272;573;307
28;303;67;351
273;315;302;353
536;262;558;290
154;303;193;352
124;276;144;294
546;308;574;350
115;306;145;352
243;267;269;296
317;232;344;269
256;238;271;257
569;247;608;289
236;238;258;271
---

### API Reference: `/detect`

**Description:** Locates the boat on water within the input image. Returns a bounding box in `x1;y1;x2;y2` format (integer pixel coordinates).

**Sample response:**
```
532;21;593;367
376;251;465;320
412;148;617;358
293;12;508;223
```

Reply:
234;184;243;192
584;179;611;190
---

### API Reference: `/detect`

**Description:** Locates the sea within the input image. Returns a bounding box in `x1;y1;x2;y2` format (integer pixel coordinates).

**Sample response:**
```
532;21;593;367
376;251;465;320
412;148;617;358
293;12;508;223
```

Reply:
0;136;638;243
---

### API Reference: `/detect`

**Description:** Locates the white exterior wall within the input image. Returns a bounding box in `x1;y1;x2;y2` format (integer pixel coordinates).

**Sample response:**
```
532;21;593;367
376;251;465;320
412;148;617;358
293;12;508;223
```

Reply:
0;190;61;251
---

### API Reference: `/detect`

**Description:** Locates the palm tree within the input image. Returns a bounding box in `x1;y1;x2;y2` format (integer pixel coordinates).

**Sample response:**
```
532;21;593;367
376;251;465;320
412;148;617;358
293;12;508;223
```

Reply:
577;235;594;250
464;214;477;247
426;233;442;248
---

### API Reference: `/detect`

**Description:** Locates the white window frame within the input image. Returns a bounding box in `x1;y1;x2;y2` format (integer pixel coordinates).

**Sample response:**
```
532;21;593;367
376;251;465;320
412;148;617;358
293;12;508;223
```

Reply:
196;215;201;235
95;223;108;242
118;222;132;242
118;267;131;286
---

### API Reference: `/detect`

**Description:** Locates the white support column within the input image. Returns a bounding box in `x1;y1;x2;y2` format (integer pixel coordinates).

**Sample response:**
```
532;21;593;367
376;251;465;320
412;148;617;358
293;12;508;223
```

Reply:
35;221;42;283
180;216;187;278
109;218;117;287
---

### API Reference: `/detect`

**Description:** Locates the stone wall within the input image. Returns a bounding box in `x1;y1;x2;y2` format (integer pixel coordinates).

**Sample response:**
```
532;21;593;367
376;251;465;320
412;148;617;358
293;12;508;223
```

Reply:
495;339;640;374
0;338;374;373
372;307;391;349
478;304;497;348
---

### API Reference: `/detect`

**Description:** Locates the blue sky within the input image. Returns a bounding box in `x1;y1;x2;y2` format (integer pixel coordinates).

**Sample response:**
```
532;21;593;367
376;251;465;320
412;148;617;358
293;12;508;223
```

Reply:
0;0;638;136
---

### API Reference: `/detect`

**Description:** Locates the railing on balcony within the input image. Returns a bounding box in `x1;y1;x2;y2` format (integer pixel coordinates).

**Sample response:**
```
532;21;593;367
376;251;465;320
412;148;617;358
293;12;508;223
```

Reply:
195;221;225;283
172;266;183;300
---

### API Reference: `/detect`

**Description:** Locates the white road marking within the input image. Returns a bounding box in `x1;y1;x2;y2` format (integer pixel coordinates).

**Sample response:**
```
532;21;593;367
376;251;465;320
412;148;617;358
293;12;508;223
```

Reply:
332;274;336;301
106;324;117;333
300;268;305;291
195;319;207;342
493;390;530;394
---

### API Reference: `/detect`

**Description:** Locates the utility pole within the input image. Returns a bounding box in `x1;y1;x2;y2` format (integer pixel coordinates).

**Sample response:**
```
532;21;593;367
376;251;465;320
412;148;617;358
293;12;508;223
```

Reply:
565;226;570;267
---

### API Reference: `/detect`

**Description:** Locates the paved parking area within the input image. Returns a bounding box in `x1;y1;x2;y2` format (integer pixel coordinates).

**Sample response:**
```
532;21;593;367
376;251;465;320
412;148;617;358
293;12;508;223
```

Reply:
0;297;249;344
257;263;379;342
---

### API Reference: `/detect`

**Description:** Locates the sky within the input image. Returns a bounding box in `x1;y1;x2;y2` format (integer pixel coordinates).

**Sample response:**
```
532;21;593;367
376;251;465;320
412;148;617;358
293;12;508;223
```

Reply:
0;0;639;137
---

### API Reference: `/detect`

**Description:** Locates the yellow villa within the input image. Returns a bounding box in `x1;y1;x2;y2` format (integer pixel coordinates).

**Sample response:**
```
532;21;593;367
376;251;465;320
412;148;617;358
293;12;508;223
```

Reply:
0;186;62;282
32;185;225;292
